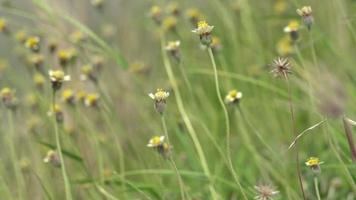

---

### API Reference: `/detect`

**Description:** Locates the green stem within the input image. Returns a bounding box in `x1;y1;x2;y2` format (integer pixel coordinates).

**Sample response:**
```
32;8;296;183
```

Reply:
284;74;306;200
160;35;219;200
161;115;187;200
208;47;248;200
7;110;25;200
52;90;72;200
314;177;321;200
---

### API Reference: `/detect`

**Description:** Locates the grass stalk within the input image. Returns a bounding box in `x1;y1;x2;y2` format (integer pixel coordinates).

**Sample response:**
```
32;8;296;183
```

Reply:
160;115;186;200
207;47;248;200
52;90;72;200
160;35;219;200
314;177;321;200
7;110;25;200
284;73;306;200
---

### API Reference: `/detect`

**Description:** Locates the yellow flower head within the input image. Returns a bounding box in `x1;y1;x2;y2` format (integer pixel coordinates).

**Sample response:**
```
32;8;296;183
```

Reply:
148;89;170;102
162;16;177;32
192;20;214;35
165;40;180;51
33;73;45;87
150;5;162;17
225;89;243;104
147;136;165;147
0;87;12;98
284;20;300;33
61;89;75;103
84;93;100;107
0;18;7;32
297;6;312;17
48;70;71;82
305;157;323;167
15;30;27;43
25;36;40;51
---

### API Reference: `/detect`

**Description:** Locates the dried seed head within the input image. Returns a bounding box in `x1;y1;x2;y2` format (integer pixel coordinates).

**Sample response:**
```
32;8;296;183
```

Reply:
254;184;279;200
270;57;292;78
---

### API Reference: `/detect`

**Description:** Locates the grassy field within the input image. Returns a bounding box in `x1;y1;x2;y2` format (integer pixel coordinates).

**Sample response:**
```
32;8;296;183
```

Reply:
0;0;356;199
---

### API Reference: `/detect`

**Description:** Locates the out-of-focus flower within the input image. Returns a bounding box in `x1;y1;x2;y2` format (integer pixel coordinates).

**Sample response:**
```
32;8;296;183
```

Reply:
25;93;38;109
192;20;214;46
270;57;291;78
61;89;75;105
284;20;300;41
211;36;222;53
48;70;71;91
70;30;87;44
91;0;104;9
20;158;31;172
47;39;58;54
148;89;170;114
84;93;100;107
165;40;181;61
0;58;8;76
0;87;18;109
225;89;243;105
57;48;77;67
150;5;162;25
276;36;294;56
33;73;45;90
185;8;202;26
80;64;97;83
0;18;9;34
274;0;287;15
14;30;27;43
162;16;177;32
48;104;64;123
166;2;180;16
305;157;324;173
100;23;116;38
76;90;87;104
254;184;279;200
92;55;105;71
27;53;44;70
43;150;61;167
129;61;151;75
25;36;40;52
296;6;314;30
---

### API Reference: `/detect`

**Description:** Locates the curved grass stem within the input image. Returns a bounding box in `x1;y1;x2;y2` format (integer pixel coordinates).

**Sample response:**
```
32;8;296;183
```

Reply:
7;110;25;200
52;91;72;200
160;35;219;200
284;74;306;200
161;115;186;200
208;47;248;200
